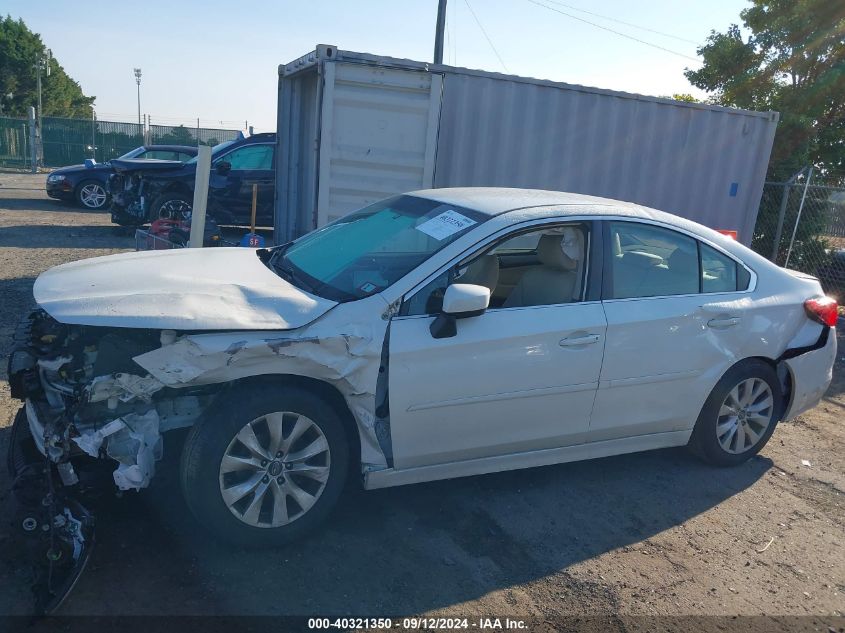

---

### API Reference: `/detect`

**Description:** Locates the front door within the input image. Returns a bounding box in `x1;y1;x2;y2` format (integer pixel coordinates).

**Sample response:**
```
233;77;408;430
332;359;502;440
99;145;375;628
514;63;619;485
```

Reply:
208;143;275;225
388;222;607;470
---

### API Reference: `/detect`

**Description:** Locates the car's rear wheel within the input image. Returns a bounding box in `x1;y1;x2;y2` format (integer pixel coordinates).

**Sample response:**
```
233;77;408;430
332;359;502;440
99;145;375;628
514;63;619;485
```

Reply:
75;180;109;210
151;192;192;222
180;384;349;547
689;359;783;466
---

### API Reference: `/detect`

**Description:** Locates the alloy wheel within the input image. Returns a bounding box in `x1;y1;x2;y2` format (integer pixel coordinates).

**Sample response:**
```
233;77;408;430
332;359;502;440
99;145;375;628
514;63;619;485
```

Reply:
159;200;192;220
716;377;774;455
79;183;107;209
218;412;331;528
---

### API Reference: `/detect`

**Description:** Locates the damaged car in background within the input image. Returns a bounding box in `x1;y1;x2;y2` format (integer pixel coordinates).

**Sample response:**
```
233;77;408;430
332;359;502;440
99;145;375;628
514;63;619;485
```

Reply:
108;132;276;227
7;188;837;612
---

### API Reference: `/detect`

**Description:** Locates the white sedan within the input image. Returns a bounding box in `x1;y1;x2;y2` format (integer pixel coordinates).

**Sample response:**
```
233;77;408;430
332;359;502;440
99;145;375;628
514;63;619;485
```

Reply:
11;188;838;548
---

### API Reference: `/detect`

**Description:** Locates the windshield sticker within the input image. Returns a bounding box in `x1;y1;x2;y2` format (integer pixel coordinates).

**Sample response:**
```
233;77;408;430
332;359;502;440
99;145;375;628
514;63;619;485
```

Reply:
358;281;379;294
415;210;477;241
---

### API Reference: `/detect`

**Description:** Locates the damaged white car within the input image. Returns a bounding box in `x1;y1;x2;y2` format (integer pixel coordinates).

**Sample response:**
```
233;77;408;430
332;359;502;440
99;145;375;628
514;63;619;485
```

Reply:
8;188;837;602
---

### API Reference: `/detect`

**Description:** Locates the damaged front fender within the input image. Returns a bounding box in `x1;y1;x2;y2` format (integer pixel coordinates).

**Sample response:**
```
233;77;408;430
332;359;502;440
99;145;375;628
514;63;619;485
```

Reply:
133;295;392;468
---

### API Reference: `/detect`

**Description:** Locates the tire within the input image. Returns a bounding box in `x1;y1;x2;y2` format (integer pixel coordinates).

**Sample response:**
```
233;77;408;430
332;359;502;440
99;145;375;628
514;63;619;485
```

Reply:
689;359;783;466
75;180;109;210
180;383;349;547
151;192;192;222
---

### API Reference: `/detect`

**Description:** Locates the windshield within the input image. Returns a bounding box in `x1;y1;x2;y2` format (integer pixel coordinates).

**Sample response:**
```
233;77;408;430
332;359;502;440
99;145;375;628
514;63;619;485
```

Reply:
117;146;146;160
268;195;487;302
185;140;236;164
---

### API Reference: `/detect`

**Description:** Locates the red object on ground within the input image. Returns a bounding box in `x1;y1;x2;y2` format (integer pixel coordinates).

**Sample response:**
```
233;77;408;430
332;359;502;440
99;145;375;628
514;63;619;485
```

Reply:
146;218;185;250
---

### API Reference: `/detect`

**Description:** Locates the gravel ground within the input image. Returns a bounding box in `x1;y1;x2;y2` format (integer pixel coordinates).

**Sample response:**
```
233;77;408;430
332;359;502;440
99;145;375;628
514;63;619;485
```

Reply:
0;172;843;626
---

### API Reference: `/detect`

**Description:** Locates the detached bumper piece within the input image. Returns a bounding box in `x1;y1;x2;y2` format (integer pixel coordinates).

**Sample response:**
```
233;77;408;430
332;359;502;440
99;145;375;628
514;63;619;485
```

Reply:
8;408;96;615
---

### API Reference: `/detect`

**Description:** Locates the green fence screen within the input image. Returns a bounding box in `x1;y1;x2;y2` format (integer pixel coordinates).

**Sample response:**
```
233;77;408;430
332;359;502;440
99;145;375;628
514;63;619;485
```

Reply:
0;115;242;168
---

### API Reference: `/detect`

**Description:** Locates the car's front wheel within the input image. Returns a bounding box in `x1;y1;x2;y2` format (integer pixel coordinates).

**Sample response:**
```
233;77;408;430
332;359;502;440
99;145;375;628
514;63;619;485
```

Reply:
180;383;349;546
151;192;192;222
75;180;109;210
689;359;783;466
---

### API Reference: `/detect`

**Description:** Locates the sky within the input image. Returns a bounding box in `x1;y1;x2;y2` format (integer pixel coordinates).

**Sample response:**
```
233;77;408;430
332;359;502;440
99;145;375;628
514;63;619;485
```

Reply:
4;0;751;132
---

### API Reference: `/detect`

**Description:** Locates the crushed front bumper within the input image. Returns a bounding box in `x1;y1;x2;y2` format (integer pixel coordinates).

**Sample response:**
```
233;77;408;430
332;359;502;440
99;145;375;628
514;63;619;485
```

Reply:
8;407;96;615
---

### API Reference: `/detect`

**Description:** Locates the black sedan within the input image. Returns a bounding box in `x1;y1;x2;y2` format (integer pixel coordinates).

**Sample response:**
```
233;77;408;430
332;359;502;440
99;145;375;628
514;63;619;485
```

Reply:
45;145;198;210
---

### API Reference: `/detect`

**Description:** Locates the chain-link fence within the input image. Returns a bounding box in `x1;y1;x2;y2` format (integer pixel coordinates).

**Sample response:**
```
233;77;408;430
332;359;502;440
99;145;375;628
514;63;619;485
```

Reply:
0;115;242;168
752;173;845;300
0;116;30;168
41;117;145;165
148;124;240;147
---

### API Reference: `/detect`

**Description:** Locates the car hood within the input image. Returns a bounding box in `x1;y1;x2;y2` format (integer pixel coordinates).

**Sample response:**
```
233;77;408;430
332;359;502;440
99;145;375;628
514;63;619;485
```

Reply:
33;248;337;330
51;163;112;175
110;158;187;174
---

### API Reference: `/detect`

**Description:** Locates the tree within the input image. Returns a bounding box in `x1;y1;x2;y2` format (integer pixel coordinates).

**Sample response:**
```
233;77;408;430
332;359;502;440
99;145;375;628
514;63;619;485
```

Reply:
0;15;95;118
685;0;845;181
157;125;195;145
668;93;700;103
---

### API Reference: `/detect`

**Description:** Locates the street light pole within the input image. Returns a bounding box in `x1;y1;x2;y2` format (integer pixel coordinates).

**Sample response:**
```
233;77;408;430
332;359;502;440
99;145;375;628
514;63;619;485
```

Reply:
134;68;142;125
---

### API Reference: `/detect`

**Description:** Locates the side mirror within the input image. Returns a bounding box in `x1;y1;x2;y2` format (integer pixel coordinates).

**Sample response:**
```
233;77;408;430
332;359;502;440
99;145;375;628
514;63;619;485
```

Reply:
430;284;490;339
215;161;231;174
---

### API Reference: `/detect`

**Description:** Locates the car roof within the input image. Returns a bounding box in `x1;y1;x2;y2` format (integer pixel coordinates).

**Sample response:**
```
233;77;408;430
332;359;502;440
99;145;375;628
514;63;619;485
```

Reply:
144;144;199;154
407;187;779;272
408;187;655;216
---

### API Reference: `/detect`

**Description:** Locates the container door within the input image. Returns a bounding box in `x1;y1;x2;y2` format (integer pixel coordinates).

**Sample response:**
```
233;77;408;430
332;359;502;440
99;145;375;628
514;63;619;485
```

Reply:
316;62;443;228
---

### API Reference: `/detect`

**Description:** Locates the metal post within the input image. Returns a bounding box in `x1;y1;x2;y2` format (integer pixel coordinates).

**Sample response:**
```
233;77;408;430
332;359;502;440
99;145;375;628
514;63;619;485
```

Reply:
35;49;50;167
91;111;96;160
189;145;212;248
771;183;791;262
36;67;42;133
434;0;448;64
28;106;37;173
784;167;814;269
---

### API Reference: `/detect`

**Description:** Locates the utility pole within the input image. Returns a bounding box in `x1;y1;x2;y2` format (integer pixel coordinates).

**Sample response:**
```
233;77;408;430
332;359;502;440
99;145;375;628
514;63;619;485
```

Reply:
434;0;448;64
34;48;51;167
134;68;142;125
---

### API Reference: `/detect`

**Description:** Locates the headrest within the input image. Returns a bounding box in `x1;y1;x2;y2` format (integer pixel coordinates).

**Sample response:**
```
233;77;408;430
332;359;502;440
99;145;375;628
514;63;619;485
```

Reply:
668;247;697;271
458;254;499;290
537;229;581;271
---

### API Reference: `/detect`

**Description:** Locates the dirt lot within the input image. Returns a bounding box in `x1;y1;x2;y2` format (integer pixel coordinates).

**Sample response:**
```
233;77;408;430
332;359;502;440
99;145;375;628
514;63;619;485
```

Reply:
0;172;843;626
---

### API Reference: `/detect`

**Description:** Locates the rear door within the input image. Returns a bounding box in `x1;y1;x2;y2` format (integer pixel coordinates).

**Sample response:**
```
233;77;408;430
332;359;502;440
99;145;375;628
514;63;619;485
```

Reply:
589;220;754;440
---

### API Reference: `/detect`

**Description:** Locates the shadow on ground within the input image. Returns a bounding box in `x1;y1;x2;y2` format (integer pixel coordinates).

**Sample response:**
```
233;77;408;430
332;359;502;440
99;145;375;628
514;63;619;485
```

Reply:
0;225;132;250
34;434;770;616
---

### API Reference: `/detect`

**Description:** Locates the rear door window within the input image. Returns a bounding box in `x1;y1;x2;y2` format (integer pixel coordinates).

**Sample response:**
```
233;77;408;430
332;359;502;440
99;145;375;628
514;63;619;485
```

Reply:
608;222;699;299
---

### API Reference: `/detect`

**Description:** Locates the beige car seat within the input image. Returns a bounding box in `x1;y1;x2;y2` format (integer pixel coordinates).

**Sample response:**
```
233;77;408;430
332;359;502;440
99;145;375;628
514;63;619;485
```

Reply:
503;229;583;307
455;254;500;291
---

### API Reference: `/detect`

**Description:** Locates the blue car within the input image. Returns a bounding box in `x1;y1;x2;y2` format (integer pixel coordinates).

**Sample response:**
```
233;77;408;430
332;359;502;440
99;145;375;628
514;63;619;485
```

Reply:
45;145;198;210
108;133;276;227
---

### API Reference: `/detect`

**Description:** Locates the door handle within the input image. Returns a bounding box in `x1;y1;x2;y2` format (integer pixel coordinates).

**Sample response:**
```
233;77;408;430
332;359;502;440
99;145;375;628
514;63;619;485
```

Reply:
559;334;601;347
707;316;741;329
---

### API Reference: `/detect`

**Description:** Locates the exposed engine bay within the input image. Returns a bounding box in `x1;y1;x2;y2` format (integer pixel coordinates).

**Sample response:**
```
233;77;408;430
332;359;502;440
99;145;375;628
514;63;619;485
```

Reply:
7;309;216;612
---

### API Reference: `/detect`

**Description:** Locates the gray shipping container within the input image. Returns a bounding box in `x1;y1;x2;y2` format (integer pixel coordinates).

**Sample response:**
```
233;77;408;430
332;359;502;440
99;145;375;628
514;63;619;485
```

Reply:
275;45;779;245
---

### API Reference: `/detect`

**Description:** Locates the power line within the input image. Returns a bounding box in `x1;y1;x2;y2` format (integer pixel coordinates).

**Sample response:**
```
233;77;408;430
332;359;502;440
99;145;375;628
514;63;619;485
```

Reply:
524;0;701;63
542;0;700;45
464;0;509;73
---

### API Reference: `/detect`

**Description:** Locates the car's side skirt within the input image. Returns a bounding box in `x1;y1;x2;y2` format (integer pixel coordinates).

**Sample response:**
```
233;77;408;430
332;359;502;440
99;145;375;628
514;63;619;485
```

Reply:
363;430;692;490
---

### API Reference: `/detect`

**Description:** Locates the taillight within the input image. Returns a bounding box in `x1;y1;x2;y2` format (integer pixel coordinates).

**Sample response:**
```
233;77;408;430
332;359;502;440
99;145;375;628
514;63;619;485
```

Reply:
804;296;839;327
